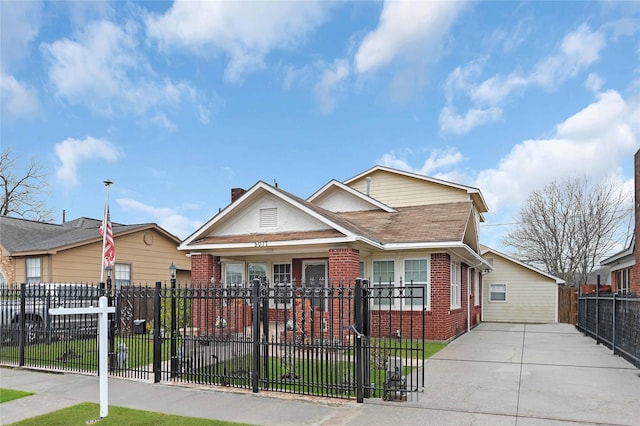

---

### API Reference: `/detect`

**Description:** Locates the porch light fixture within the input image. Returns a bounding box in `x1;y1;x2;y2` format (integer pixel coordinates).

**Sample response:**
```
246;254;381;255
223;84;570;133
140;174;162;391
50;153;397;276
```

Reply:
106;265;112;280
169;262;176;280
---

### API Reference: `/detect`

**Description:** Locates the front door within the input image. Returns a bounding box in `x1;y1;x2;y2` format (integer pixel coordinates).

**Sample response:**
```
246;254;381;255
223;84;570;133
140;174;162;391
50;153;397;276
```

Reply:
303;261;326;310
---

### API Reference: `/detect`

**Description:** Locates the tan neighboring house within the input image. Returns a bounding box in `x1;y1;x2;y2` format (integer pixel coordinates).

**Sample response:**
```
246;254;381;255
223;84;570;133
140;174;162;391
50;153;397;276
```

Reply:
0;216;190;288
481;245;564;323
179;165;492;341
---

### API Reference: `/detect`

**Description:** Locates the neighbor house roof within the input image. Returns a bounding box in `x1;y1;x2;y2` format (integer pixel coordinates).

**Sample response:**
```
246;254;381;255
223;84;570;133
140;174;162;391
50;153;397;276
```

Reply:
0;216;179;255
481;245;565;284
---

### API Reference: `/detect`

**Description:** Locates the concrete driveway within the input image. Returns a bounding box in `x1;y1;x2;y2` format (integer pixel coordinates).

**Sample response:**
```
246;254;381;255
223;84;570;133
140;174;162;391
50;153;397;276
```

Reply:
399;322;640;425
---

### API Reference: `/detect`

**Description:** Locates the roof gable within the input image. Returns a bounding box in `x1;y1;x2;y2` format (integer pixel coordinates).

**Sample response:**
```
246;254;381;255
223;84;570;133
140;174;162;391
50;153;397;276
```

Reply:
307;179;396;213
481;245;565;284
344;165;488;216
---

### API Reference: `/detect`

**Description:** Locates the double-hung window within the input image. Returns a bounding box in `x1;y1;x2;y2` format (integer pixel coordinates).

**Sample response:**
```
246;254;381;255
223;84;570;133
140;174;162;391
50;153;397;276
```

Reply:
273;263;292;305
450;261;461;309
115;263;131;291
372;260;394;307
26;258;41;283
404;259;429;309
474;271;480;306
225;263;244;287
490;284;507;301
248;263;267;286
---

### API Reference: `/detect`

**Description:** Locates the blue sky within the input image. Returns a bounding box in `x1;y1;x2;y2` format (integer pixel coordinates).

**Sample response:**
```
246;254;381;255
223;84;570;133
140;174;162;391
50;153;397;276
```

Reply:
2;1;639;254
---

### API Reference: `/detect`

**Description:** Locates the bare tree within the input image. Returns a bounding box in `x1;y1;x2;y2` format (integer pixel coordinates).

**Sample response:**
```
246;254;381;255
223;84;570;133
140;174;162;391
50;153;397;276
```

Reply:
0;146;53;221
503;177;630;286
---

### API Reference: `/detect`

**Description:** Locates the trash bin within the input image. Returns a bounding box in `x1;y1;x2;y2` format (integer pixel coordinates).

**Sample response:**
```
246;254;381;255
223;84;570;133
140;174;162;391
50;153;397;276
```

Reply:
133;319;146;335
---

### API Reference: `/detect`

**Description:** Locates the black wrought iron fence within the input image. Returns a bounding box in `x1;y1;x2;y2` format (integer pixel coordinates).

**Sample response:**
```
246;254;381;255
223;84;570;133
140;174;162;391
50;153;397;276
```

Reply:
578;293;640;368
1;278;430;403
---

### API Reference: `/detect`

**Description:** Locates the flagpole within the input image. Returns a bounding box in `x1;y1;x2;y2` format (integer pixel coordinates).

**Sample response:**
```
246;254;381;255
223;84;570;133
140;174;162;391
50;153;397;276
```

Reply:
100;180;113;283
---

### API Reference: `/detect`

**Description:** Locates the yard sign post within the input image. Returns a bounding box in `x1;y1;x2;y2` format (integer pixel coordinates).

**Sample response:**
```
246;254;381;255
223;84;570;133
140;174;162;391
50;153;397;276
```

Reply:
49;296;115;418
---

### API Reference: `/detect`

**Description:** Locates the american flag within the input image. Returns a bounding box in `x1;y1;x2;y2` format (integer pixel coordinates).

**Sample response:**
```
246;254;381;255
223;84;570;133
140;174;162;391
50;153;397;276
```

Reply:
99;205;116;268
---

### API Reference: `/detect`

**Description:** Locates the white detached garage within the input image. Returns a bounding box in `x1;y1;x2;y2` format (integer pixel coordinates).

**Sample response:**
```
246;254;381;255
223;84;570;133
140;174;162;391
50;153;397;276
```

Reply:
481;246;564;323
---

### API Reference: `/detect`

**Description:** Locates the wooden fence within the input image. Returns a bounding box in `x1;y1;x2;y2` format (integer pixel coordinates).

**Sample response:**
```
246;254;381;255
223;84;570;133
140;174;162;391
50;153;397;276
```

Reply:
558;285;577;324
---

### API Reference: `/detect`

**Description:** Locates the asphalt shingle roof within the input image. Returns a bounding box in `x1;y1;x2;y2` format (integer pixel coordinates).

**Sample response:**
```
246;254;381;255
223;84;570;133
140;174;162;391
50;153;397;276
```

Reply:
0;216;149;254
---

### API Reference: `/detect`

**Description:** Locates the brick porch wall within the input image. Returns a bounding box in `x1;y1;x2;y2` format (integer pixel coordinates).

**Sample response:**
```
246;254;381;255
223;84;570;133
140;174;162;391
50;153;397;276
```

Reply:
190;254;222;333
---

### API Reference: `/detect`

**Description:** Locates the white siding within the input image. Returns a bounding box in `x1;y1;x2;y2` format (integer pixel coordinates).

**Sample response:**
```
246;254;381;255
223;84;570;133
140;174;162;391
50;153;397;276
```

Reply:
313;189;380;212
348;171;469;208
482;254;558;323
215;193;330;236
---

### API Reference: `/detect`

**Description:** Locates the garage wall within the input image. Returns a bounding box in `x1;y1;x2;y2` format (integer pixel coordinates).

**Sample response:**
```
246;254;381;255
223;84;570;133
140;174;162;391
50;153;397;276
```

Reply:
482;253;558;323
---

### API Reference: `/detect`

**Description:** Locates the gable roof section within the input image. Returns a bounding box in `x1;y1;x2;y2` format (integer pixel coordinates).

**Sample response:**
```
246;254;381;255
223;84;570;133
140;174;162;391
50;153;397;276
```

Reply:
344;165;489;215
307;179;396;212
179;181;381;250
0;216;178;255
481;245;565;284
600;235;635;267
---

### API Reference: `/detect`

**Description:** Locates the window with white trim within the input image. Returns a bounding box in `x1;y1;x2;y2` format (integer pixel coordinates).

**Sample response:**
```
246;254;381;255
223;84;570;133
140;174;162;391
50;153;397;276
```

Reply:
474;271;480;306
404;258;429;308
273;263;292;305
115;263;131;291
224;263;244;287
373;260;394;306
26;257;41;283
450;261;461;309
490;283;507;301
616;268;630;294
248;263;267;286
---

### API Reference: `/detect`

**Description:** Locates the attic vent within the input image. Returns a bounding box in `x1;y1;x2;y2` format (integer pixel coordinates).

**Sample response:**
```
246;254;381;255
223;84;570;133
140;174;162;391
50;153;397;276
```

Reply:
260;208;278;228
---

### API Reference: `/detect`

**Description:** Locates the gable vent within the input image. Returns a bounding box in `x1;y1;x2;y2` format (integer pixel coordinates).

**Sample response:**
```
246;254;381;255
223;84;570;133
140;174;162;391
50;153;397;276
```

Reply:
260;208;278;228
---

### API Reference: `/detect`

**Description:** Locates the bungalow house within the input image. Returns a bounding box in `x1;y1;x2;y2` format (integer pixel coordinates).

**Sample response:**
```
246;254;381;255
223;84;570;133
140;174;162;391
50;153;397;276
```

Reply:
0;216;190;288
178;166;491;341
481;245;564;323
600;237;635;295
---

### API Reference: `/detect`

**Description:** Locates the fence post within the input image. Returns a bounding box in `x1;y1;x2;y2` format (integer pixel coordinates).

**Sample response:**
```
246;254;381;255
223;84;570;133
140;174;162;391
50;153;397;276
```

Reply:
612;292;616;355
170;277;177;378
19;283;26;367
251;278;261;393
595;275;600;344
355;278;364;403
153;281;162;383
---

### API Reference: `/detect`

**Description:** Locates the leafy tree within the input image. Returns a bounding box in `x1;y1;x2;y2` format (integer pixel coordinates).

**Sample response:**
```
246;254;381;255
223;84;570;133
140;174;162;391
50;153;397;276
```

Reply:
0;146;53;221
503;176;630;286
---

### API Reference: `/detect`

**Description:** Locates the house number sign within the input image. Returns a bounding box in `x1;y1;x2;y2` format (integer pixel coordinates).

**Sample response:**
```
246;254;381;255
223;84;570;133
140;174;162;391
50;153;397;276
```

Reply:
255;241;268;247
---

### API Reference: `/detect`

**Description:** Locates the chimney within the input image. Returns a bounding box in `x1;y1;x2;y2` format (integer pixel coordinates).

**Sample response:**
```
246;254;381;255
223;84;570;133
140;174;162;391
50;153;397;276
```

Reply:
231;188;247;203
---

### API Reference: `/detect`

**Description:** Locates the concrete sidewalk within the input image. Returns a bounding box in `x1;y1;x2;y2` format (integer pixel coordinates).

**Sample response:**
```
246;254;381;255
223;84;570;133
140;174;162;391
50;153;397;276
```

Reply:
1;323;639;425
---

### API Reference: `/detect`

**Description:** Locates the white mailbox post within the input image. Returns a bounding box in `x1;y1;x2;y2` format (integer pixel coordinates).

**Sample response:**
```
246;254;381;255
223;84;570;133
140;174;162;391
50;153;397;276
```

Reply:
49;296;115;418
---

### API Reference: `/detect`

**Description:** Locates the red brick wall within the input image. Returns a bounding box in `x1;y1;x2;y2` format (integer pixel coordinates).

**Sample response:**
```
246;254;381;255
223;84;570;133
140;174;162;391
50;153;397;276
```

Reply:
633;150;640;295
328;248;360;287
190;254;221;333
428;253;469;340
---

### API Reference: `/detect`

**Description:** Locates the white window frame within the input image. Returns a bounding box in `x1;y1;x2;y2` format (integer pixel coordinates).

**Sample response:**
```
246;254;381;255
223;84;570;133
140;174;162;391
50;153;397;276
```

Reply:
26;257;41;284
224;263;245;287
273;262;292;306
450;261;461;309
489;283;507;302
617;268;630;294
403;258;430;310
372;259;395;308
248;263;267;286
474;270;480;306
115;263;131;291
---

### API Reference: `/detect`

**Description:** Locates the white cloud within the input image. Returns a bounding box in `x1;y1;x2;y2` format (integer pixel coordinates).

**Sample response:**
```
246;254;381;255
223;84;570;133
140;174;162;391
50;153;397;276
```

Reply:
585;73;604;93
354;1;467;74
475;90;638;213
441;24;607;134
0;1;42;67
0;70;39;120
55;137;122;186
117;197;201;239
439;106;503;135
145;1;329;83
378;147;465;176
42;19;198;123
314;59;350;114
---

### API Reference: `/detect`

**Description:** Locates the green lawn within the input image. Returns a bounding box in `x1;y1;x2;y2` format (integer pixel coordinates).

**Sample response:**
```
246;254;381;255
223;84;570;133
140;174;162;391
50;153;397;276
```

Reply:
0;336;169;370
7;402;252;426
0;388;33;403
